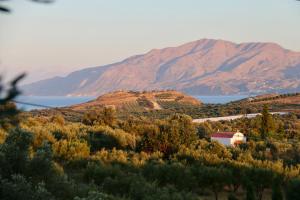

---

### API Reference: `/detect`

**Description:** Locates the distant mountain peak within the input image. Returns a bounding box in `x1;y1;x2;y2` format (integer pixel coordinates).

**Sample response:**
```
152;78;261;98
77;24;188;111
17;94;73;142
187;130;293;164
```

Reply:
22;39;300;96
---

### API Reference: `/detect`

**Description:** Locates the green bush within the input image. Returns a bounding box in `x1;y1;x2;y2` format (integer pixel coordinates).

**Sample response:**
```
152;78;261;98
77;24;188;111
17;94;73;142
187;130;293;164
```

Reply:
53;139;90;161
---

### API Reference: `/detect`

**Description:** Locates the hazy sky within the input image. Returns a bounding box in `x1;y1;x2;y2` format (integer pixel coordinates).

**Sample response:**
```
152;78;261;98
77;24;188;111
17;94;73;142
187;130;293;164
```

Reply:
1;0;300;84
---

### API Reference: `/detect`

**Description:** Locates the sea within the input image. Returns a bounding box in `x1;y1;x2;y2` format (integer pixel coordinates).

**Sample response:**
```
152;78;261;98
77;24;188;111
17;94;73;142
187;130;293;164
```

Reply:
15;95;250;111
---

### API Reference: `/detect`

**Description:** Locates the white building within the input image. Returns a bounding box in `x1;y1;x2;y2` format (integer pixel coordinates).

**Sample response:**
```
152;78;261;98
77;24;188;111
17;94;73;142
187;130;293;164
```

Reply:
211;131;246;146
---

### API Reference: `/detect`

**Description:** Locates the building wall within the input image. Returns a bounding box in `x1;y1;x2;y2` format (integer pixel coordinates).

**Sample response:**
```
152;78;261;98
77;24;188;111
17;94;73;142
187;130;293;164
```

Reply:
211;137;231;146
211;132;246;146
231;133;246;146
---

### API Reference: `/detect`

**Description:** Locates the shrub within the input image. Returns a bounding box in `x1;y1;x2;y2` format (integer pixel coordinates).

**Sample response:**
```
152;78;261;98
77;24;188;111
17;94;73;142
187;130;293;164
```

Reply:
52;139;90;161
74;191;126;200
285;178;300;200
0;174;54;200
89;126;136;151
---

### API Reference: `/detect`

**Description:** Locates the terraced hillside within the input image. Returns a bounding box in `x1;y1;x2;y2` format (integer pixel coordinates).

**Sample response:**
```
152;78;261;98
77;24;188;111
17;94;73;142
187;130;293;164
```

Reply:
241;93;300;113
245;93;300;104
70;90;202;112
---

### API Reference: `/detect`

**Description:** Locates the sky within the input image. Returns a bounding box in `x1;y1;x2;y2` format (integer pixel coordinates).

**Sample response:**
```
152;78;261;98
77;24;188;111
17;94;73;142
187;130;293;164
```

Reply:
0;0;300;84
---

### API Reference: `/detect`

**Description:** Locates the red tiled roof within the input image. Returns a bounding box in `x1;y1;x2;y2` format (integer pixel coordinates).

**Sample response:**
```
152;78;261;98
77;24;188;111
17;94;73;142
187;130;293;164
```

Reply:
211;132;236;138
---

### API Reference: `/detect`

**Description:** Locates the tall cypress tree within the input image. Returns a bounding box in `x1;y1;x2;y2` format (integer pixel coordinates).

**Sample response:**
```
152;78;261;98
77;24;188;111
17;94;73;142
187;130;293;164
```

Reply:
260;104;274;139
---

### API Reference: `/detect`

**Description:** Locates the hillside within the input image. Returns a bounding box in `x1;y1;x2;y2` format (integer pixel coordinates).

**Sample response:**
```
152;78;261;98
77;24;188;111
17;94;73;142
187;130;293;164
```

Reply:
28;92;300;121
22;39;300;96
70;90;201;112
246;93;300;105
244;93;300;113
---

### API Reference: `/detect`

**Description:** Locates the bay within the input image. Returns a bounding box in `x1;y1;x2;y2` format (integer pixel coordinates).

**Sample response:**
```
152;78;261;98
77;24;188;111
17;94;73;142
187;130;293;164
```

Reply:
16;96;95;111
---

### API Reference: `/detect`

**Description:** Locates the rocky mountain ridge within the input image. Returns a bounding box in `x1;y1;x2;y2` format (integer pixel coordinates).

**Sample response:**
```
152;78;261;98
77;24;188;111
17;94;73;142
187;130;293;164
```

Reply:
23;39;300;96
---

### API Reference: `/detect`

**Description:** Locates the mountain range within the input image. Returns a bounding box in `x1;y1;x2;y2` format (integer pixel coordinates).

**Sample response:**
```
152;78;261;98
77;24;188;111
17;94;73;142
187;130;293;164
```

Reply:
22;39;300;96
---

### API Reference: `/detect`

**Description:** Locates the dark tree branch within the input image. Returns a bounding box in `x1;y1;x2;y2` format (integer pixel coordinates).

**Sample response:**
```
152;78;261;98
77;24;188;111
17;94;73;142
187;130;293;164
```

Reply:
0;73;26;105
0;6;10;13
0;0;54;13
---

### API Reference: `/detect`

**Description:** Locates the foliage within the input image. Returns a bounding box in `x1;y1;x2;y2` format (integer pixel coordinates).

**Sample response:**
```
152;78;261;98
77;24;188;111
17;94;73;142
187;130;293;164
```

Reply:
88;125;136;151
52;139;90;161
74;191;126;200
0;175;54;200
139;114;197;156
82;107;116;127
0;101;300;199
260;104;275;139
285;178;300;200
0;102;19;130
137;96;154;109
0;128;33;176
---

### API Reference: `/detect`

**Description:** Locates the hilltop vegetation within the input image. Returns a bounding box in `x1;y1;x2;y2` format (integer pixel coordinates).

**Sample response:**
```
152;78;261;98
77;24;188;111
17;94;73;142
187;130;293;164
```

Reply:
29;90;204;121
116;92;300;119
71;90;201;111
243;93;300;113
